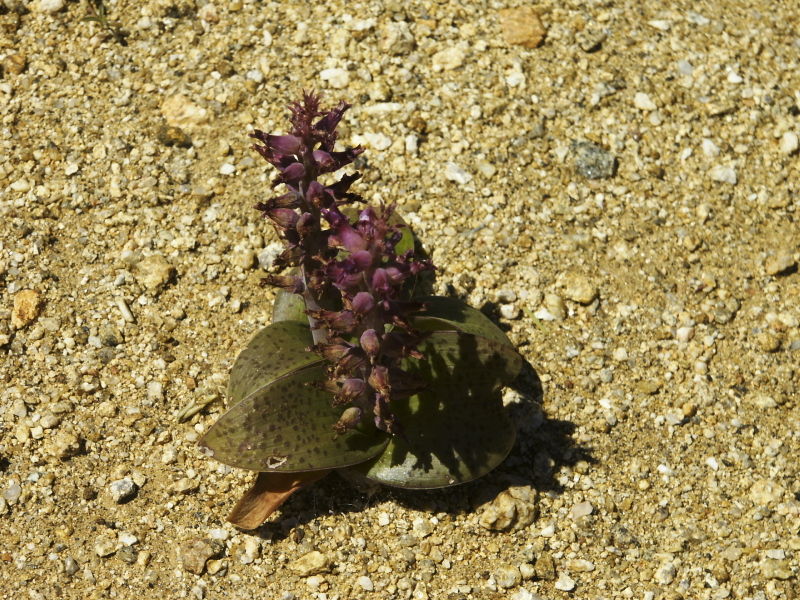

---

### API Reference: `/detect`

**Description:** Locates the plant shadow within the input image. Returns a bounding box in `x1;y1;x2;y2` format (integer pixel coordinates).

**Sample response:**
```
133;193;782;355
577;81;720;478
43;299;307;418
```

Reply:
246;356;592;542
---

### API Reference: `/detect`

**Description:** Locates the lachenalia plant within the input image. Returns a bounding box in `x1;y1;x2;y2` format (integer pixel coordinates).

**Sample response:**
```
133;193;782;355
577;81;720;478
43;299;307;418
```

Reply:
200;92;522;529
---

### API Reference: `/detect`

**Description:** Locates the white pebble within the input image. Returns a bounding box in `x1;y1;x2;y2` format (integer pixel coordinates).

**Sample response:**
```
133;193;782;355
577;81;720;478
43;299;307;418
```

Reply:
708;165;737;185
500;304;520;320
648;19;671;31
634;92;657;111
612;347;628;361
432;45;467;71
533;307;557;321
726;70;743;84
357;576;374;591
109;478;137;503
118;532;138;546
352;132;392;151
219;163;236;176
701;138;719;157
444;162;472;185
146;381;164;402
779;131;798;155
676;326;694;342
705;456;719;471
554;573;576;591
36;0;65;13
320;67;350;89
571;501;593;519
10;178;31;192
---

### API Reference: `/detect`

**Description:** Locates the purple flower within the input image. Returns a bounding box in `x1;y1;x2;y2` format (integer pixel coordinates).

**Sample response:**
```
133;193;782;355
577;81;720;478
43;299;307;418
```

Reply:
252;91;435;434
359;328;381;357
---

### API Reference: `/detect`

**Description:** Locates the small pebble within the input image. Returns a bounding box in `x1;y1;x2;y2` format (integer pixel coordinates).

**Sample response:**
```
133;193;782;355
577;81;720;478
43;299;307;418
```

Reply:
634;92;657;111
750;479;785;506
708;165;737;184
36;0;65;14
654;562;677;585
178;539;220;575
764;252;796;276
478;486;537;532
573;141;616;180
543;293;567;319
12;289;43;329
494;565;521;589
534;552;556;580
357;576;374;591
571;501;593;519
289;551;332;577
161;94;209;129
500;303;520;320
497;6;546;48
10;178;31;192
444;162;472;185
95;536;118;558
319;67;350;89
134;254;175;292
554;573;576;591
432;44;467;71
379;21;415;55
560;272;598;304
64;557;79;576
779;131;798;155
109;478;138;503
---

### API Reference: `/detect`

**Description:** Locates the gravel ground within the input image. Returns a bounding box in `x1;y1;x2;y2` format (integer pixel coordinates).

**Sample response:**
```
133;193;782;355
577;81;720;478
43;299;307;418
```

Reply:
2;1;799;599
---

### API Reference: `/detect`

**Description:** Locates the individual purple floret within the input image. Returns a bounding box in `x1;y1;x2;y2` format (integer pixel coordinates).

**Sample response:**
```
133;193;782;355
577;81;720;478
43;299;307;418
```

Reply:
251;92;434;435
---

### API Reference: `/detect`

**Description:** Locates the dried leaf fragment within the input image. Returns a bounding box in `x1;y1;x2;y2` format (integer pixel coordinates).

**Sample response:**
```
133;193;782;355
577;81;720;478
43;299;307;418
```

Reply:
228;470;330;530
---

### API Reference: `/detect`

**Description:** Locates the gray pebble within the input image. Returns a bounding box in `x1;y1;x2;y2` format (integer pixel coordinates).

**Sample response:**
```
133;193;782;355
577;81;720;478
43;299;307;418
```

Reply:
178;538;222;575
572;141;616;179
64;556;79;576
109;478;138;503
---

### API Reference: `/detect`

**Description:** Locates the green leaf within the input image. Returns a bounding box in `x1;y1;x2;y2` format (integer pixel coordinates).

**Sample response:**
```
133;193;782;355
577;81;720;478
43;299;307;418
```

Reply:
227;321;316;403
346;331;518;488
272;290;307;324
412;296;522;380
201;363;388;472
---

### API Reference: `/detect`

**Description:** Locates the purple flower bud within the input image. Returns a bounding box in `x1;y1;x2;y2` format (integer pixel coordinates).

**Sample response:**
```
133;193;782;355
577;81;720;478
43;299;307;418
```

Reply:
351;292;375;315
351;250;373;270
314;100;351;138
296;212;316;236
266;207;299;229
260;274;304;294
312;150;334;168
340;378;367;399
333;406;363;433
384;266;405;284
267;134;302;155
371;268;391;294
368;365;390;394
281;161;305;180
310;341;353;362
360;328;381;356
309;309;357;331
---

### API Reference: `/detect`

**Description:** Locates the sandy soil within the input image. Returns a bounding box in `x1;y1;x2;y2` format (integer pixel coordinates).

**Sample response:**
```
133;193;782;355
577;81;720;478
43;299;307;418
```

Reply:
1;1;799;599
